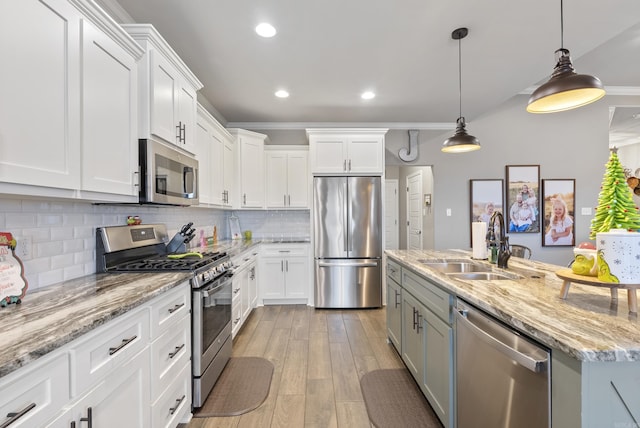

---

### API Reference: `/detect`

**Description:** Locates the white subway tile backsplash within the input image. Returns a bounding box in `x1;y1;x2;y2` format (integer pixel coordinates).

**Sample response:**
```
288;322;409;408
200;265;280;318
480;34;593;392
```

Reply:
1;196;308;290
37;213;63;226
6;212;37;228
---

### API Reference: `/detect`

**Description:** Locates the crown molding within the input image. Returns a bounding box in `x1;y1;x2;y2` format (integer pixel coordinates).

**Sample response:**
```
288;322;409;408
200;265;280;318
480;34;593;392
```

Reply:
225;122;455;130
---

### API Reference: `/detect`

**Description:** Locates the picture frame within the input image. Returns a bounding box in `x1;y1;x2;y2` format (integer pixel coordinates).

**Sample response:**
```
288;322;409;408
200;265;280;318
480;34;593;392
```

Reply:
542;179;576;247
505;165;540;233
469;179;504;245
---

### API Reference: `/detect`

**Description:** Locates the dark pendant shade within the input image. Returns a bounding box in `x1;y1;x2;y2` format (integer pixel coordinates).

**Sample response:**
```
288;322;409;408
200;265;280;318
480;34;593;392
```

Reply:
442;27;480;154
442;117;481;153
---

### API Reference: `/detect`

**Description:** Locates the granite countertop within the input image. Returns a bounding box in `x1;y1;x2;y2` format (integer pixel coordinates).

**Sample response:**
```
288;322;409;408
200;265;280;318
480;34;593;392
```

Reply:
386;249;640;363
0;271;191;379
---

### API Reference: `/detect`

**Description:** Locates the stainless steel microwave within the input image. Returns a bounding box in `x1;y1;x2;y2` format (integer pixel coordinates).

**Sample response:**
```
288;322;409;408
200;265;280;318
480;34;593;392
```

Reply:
139;139;198;206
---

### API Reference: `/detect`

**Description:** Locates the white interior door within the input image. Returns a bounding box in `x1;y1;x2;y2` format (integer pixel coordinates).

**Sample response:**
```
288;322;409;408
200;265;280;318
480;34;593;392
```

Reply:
407;171;423;250
385;179;399;249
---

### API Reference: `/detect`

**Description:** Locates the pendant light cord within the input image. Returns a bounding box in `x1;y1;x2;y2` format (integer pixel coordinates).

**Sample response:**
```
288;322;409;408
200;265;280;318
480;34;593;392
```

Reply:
458;36;462;119
560;0;564;49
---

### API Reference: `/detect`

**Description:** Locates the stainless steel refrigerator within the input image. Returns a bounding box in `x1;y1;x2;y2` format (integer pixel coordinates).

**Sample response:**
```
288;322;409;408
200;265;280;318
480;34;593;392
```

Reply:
313;176;382;308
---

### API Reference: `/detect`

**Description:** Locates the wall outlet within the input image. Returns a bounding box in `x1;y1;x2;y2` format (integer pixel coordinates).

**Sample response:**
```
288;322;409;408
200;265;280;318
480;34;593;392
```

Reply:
15;236;32;260
581;207;593;216
446;208;452;217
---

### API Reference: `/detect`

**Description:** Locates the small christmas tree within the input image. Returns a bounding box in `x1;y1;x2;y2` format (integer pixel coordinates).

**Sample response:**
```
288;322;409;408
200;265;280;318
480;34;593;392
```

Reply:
590;148;640;239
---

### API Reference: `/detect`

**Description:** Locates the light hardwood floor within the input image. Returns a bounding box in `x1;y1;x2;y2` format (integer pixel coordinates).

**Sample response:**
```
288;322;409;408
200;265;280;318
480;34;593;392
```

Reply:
187;305;406;428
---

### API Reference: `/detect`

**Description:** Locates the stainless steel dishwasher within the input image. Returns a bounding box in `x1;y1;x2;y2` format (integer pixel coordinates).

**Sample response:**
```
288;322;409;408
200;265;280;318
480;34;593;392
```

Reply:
455;299;550;428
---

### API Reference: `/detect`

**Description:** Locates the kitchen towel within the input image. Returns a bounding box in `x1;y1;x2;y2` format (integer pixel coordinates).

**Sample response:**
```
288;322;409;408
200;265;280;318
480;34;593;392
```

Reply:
472;221;488;259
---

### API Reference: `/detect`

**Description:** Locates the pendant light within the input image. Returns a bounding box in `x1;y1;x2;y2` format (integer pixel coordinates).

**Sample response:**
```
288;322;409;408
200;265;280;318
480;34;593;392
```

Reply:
526;0;605;113
442;27;481;153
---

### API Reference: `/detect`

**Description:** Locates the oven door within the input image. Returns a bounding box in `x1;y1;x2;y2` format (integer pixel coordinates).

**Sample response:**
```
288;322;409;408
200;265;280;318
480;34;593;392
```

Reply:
192;274;232;377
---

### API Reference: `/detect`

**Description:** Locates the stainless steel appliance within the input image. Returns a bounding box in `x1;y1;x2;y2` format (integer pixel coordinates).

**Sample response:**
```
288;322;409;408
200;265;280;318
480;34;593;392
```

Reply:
139;139;199;206
96;224;233;408
313;176;382;308
455;299;550;428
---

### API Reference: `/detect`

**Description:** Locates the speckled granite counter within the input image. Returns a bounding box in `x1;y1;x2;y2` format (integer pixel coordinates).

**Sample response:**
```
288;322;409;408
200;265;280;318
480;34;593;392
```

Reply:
386;249;640;362
0;271;190;378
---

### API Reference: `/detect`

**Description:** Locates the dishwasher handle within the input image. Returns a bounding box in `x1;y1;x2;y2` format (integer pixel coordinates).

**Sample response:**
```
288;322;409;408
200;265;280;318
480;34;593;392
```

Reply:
456;309;548;373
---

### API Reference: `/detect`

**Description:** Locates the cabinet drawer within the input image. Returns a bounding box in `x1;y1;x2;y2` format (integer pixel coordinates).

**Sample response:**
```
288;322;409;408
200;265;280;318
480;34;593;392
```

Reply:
402;269;453;324
261;244;309;257
387;259;401;283
0;352;70;428
151;315;190;401
151;362;191;428
71;307;149;395
150;281;191;339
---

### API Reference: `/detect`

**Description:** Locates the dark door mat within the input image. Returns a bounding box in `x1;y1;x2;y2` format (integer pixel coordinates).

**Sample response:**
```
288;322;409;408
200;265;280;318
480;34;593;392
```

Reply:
360;368;443;428
193;357;274;417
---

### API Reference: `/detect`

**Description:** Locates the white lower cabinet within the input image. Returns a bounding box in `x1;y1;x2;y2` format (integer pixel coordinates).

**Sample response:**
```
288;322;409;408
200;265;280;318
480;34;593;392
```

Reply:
231;248;259;337
48;347;151;428
0;352;70;428
259;243;309;304
1;282;192;428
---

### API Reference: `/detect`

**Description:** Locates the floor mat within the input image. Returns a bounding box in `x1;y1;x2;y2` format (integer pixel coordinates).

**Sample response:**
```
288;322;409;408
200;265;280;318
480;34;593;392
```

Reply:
360;368;443;428
193;357;274;417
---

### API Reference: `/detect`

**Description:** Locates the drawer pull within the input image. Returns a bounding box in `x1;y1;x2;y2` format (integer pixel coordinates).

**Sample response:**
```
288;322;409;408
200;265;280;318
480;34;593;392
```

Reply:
168;344;185;359
1;403;36;428
109;335;137;355
169;395;186;415
168;303;185;314
80;407;92;428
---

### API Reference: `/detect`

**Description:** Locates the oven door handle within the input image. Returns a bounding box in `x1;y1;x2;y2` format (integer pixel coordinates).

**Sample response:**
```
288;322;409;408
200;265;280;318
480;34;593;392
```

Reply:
201;276;232;298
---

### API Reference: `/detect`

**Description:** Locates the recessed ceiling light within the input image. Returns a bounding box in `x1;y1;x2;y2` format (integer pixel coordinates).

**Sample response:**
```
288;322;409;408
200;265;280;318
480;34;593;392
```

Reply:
361;91;375;100
255;23;276;38
275;90;289;98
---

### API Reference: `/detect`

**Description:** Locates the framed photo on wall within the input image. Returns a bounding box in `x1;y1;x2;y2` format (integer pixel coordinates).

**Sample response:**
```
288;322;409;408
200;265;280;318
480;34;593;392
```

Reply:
506;165;540;233
469;179;504;245
542;179;576;247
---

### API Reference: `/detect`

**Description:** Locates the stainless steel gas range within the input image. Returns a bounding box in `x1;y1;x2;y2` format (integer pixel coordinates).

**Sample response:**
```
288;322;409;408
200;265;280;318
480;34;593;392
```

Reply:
96;224;233;408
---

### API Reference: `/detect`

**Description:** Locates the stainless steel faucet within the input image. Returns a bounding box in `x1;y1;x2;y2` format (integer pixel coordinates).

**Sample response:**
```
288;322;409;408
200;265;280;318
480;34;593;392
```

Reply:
488;211;511;269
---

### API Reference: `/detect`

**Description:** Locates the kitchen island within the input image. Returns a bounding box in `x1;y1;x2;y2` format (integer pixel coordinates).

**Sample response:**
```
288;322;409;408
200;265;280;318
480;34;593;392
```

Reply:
386;249;640;428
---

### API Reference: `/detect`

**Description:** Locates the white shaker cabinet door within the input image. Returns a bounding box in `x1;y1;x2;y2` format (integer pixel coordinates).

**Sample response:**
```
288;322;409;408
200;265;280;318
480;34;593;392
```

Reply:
81;20;138;196
0;0;81;189
286;151;309;208
150;50;179;145
177;83;197;153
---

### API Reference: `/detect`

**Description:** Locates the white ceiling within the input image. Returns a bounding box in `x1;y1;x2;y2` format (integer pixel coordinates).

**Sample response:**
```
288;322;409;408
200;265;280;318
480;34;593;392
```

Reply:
105;0;640;137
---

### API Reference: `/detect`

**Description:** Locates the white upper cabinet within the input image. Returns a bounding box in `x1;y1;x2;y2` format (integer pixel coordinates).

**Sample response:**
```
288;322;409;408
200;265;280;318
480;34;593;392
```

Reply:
81;19;140;198
265;147;309;208
228;129;266;209
123;24;203;154
195;104;235;207
0;0;82;191
0;0;143;201
307;128;388;175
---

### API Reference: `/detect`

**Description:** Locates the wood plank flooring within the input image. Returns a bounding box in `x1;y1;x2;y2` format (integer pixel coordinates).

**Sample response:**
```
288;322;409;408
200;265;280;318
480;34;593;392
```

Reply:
187;305;405;428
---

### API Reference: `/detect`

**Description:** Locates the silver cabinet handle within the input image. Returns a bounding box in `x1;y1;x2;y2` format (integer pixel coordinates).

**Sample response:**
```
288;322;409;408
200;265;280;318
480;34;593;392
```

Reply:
456;311;548;373
176;123;181;141
243;193;246;205
281;260;284;271
1;403;36;428
394;290;401;308
412;307;418;331
168;303;185;314
279;250;290;253
169;344;185;359
169;395;186;415
286;260;288;272
108;336;137;355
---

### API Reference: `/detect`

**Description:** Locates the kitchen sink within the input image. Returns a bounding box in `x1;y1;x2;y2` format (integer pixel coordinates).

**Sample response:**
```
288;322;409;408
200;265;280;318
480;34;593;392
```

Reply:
447;271;522;281
418;261;492;273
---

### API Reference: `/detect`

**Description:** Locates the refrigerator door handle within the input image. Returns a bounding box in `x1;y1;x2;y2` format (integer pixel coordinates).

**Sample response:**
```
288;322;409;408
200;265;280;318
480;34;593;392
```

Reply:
343;180;349;253
318;261;379;268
